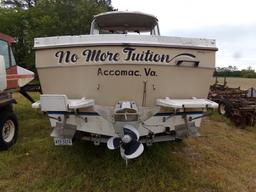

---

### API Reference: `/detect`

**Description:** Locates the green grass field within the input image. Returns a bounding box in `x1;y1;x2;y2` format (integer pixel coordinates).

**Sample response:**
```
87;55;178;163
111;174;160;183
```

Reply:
1;94;256;192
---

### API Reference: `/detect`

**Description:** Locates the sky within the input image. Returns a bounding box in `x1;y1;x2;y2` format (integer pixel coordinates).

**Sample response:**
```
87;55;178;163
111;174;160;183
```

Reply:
111;0;256;70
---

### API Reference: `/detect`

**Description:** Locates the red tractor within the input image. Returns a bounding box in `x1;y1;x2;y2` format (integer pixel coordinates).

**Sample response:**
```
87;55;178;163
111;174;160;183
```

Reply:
0;32;34;149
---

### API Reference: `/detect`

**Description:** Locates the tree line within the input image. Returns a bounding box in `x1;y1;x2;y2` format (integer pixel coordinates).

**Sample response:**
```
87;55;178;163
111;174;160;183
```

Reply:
214;66;256;78
0;0;113;71
1;2;255;80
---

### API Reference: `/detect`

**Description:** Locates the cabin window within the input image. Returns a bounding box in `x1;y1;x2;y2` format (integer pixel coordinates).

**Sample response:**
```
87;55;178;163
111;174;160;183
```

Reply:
0;40;10;68
126;31;151;35
97;28;154;35
10;48;16;66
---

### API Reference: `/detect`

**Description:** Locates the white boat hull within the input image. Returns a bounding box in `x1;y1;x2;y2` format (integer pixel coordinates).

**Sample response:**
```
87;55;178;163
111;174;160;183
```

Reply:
33;34;218;146
35;43;216;106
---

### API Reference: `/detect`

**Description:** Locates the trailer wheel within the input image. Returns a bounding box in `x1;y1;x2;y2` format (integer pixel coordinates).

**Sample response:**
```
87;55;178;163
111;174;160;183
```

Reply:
218;99;233;116
0;111;18;150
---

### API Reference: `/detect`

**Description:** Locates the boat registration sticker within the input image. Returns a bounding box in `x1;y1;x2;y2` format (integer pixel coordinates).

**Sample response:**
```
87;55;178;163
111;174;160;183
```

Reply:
54;138;72;146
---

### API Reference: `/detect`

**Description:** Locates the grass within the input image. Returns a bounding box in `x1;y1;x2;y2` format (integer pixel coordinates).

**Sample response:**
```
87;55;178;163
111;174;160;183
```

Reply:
1;93;256;192
211;77;256;89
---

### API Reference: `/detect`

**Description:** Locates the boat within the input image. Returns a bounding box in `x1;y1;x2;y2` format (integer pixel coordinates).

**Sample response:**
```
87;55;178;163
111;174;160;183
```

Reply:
32;11;218;160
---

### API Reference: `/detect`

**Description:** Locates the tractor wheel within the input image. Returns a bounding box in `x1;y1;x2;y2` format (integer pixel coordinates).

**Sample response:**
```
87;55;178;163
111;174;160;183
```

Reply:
0;110;18;150
246;114;255;127
218;99;233;117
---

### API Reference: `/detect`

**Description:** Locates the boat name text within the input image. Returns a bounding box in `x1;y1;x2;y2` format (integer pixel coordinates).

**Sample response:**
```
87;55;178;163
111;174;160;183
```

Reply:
55;47;172;64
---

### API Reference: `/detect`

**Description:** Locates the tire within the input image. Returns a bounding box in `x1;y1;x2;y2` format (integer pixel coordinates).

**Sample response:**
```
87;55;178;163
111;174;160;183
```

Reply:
218;98;233;117
0;110;18;150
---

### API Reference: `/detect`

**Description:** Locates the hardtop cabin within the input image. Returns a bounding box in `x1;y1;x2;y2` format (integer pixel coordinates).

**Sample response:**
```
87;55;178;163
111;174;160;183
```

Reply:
90;11;160;35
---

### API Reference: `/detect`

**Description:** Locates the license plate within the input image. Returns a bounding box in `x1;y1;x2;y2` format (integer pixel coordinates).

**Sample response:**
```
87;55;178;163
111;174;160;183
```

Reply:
54;138;72;146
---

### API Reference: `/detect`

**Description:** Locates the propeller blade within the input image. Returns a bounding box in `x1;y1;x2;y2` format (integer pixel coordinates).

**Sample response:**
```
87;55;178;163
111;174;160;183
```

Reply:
107;137;121;150
123;140;144;159
123;124;139;140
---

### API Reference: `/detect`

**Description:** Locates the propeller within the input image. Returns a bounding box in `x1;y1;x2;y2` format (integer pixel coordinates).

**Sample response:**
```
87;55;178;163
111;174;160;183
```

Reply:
107;124;144;159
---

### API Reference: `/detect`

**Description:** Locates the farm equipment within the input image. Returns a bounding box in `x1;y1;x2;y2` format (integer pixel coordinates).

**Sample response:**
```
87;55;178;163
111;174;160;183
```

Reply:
208;78;256;127
0;33;34;150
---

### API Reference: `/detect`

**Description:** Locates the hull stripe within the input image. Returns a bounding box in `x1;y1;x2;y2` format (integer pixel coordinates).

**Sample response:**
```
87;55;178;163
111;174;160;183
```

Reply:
7;74;34;79
47;111;203;116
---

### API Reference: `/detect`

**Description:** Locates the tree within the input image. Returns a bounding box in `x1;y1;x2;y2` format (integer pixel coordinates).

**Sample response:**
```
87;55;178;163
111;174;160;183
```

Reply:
241;67;256;78
0;0;36;9
0;7;30;68
214;66;256;78
0;0;114;71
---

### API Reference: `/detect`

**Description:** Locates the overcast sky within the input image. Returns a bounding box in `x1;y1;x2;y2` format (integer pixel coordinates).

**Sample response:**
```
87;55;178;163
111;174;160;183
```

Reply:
112;0;256;70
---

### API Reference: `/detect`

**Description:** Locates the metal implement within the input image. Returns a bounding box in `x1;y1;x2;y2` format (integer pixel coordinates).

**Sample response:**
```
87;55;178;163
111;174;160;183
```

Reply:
208;81;256;127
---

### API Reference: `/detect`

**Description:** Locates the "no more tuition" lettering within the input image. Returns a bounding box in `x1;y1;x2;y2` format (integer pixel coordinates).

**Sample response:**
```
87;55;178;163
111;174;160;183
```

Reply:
55;47;172;64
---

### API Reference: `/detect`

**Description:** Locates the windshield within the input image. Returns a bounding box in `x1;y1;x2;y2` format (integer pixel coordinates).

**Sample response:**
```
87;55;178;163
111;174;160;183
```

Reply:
91;22;160;35
0;40;16;68
0;40;10;68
